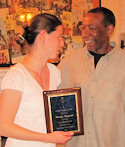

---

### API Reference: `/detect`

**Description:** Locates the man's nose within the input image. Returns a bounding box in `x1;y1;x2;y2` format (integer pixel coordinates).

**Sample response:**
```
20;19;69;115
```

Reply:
82;27;90;36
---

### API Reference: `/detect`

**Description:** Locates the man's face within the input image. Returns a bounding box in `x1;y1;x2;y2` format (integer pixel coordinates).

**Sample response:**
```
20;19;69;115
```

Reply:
81;12;109;52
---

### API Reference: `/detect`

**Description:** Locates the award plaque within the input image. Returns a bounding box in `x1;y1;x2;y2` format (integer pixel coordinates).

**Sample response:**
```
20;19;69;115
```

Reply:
43;87;84;136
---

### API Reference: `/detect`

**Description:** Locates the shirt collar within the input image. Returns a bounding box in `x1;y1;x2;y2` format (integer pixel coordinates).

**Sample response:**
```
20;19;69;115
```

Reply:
86;46;119;60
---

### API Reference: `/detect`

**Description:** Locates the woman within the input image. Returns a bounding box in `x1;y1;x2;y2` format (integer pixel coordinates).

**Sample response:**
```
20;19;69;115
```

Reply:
0;13;73;147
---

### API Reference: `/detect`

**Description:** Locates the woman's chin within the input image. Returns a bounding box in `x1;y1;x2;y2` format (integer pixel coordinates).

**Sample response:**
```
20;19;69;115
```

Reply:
47;56;60;63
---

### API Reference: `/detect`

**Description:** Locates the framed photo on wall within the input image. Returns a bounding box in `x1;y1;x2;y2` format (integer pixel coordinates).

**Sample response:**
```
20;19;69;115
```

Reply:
0;49;11;67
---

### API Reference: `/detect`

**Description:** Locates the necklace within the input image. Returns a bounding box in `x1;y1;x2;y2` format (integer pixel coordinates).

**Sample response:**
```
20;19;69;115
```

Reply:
41;74;47;89
41;67;50;90
22;62;49;90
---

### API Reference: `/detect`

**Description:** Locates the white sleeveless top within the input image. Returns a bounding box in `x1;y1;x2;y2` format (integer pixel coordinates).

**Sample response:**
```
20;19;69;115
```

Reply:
1;63;61;147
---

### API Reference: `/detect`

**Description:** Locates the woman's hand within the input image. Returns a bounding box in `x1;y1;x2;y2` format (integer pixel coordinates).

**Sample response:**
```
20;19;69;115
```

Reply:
0;89;74;144
46;131;74;144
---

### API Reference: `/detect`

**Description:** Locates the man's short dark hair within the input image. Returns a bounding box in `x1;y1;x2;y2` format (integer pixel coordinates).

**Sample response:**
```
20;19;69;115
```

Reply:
88;7;115;27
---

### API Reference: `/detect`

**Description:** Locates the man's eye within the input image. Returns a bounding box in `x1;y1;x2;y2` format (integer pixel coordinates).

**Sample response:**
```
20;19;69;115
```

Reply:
80;26;85;31
80;26;96;31
89;26;96;30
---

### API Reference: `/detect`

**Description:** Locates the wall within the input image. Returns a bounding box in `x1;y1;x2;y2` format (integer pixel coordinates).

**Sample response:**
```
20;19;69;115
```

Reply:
102;0;125;48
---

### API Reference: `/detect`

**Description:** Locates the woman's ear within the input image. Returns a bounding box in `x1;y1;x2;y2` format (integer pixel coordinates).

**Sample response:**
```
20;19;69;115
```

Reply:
40;30;46;36
39;30;47;43
40;30;47;37
106;24;114;36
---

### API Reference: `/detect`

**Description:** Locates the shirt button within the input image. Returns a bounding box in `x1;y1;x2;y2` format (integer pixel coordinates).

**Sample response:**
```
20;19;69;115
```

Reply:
89;114;91;116
91;96;94;99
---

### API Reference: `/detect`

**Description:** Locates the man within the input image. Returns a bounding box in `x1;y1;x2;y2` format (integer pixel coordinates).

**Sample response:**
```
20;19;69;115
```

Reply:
58;7;125;147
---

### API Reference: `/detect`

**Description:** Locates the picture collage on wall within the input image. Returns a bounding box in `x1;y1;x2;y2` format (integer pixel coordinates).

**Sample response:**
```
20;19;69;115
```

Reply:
0;0;99;65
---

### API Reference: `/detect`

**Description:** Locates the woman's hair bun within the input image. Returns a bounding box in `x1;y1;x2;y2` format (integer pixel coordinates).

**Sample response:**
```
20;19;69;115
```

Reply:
24;26;29;32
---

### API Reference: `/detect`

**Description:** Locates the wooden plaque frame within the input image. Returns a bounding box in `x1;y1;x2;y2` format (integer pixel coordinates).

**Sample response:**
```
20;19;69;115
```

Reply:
43;87;84;136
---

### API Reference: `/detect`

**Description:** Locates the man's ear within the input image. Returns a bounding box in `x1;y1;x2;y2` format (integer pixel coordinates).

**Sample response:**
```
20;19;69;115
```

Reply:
106;24;114;36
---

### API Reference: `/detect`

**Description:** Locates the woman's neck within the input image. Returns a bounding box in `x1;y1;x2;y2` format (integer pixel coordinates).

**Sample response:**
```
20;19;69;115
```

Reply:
22;53;48;75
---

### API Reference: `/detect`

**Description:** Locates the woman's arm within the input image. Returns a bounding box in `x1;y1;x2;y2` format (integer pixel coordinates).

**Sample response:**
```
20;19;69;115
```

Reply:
0;89;73;144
